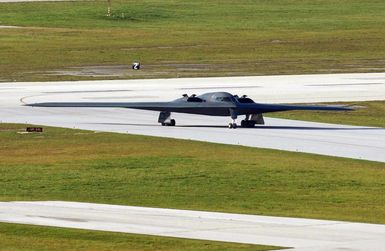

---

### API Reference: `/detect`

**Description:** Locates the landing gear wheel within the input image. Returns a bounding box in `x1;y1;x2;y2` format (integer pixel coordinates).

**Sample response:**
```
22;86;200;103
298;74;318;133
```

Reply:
241;120;256;128
228;123;237;129
161;119;176;126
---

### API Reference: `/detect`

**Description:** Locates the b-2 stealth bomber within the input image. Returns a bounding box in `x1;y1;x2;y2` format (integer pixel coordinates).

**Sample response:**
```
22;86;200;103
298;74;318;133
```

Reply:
28;92;352;128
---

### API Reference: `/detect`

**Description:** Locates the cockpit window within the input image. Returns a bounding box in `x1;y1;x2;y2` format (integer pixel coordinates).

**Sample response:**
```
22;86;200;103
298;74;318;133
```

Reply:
215;97;232;102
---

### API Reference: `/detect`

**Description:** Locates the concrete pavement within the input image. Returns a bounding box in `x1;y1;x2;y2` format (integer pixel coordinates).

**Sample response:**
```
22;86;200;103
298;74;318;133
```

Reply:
1;73;385;162
1;201;385;251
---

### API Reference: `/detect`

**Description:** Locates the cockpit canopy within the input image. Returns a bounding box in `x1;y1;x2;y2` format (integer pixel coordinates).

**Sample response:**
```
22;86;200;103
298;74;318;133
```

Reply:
214;96;232;102
209;92;235;103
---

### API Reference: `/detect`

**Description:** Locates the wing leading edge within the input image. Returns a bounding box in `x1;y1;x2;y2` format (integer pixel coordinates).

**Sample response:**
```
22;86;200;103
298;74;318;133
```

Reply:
26;102;174;110
26;101;235;115
27;100;352;114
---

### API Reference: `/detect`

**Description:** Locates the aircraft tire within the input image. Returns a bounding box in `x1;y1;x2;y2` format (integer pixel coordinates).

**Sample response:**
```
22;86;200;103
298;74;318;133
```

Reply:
170;119;176;126
241;120;255;128
229;123;237;129
248;121;256;128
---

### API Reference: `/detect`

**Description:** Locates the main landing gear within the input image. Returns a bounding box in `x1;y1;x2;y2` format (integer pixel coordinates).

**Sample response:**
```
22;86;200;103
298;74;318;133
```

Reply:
158;111;176;126
228;121;237;129
240;120;256;128
162;119;175;126
229;120;255;129
228;114;262;129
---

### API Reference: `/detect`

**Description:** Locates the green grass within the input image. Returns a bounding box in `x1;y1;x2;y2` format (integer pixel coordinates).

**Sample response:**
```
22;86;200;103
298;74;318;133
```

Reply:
1;0;385;81
270;100;385;127
0;222;277;251
3;0;383;30
1;123;385;225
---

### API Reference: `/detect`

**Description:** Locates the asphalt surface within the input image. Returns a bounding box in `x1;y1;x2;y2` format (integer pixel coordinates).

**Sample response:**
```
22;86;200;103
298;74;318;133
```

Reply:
1;73;385;162
1;201;385;251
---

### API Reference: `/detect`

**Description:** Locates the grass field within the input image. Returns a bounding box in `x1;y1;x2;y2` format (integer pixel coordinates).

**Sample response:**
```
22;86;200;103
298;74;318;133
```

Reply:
1;123;385;224
270;100;385;127
0;222;277;251
1;122;384;249
1;0;385;81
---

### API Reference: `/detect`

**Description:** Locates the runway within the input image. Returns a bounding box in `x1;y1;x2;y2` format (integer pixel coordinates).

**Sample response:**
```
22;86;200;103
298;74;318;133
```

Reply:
1;201;385;251
1;73;385;162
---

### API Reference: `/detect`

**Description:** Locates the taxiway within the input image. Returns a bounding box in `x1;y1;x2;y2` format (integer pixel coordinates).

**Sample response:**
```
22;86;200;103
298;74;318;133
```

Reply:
1;73;385;162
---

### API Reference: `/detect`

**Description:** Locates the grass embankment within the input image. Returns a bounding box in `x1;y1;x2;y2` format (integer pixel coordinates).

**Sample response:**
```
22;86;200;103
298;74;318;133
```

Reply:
1;123;385;224
270;100;385;127
0;222;276;251
1;122;384;249
1;0;385;81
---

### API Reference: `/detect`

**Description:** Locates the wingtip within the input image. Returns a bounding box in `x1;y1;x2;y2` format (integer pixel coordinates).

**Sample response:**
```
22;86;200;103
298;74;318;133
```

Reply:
341;105;355;111
23;103;42;107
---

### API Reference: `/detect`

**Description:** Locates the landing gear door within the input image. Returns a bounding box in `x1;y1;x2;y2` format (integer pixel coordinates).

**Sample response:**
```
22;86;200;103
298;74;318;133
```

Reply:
250;113;265;125
158;111;171;123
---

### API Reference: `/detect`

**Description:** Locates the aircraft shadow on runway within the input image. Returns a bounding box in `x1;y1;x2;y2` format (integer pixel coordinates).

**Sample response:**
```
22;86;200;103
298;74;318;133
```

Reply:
90;122;382;131
178;125;382;130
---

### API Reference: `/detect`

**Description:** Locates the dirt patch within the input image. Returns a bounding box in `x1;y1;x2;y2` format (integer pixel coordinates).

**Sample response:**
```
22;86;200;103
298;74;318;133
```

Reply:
17;58;385;82
46;65;130;77
44;63;223;78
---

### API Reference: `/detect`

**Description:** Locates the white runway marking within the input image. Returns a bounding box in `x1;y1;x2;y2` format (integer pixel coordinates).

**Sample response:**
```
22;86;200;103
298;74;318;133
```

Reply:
1;201;385;251
1;73;385;162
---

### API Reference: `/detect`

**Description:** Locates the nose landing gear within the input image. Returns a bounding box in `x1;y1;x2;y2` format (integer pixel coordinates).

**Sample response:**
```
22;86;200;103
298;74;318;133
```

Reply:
228;112;237;129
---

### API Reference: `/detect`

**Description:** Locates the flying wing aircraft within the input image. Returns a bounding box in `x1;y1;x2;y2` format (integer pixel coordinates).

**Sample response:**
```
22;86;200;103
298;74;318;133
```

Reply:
27;92;352;128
